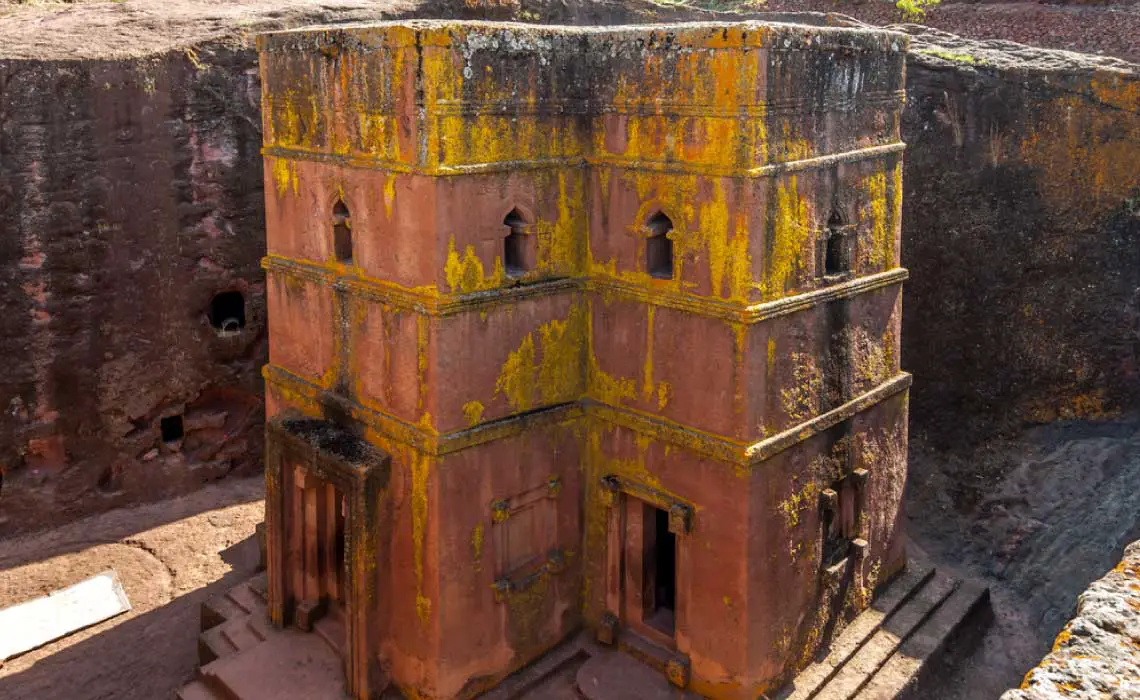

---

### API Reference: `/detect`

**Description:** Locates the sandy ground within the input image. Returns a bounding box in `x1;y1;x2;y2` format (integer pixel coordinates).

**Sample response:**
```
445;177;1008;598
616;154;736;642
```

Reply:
0;477;264;700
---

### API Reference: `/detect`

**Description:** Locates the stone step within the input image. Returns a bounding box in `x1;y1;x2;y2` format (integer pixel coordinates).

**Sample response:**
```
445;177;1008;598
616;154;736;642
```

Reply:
226;581;267;616
247;572;268;601
813;573;960;700
313;607;346;657
576;649;702;700
618;629;675;672
220;616;265;653
854;581;990;700
176;679;223;700
201;629;347;700
779;560;936;700
202;592;247;632
199;623;239;666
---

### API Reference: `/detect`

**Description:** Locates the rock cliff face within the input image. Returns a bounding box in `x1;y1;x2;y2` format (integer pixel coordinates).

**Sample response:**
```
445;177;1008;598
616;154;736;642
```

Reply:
0;47;268;532
1001;540;1140;700
897;28;1140;448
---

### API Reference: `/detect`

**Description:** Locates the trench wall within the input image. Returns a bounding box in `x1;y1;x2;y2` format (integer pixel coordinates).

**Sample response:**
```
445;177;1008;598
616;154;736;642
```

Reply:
898;34;1140;449
0;48;268;532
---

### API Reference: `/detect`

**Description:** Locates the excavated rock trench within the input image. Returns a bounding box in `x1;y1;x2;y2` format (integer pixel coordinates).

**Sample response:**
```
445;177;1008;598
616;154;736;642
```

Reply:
1;2;1138;699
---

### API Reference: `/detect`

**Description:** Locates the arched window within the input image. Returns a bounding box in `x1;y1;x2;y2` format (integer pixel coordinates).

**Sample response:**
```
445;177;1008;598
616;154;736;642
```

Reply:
646;212;674;280
824;210;849;277
209;291;245;334
333;199;353;264
503;208;530;277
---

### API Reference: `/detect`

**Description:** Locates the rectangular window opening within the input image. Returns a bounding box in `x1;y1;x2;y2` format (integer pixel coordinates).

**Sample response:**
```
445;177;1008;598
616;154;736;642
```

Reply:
643;504;676;636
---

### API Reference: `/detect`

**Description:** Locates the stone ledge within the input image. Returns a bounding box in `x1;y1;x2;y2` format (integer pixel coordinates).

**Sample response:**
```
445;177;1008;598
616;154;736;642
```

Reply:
1002;540;1140;700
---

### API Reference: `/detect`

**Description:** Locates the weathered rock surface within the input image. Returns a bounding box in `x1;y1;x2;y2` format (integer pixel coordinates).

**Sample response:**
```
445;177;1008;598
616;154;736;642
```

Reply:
893;27;1140;449
0;46;269;534
904;417;1140;699
1001;540;1140;700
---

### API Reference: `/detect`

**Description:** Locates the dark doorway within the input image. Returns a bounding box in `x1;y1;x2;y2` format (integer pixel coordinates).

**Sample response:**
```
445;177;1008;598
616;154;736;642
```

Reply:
209;291;246;333
643;504;676;636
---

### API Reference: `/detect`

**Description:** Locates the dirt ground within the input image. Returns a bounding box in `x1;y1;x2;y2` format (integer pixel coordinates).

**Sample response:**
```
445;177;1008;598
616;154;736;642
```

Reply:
0;477;264;700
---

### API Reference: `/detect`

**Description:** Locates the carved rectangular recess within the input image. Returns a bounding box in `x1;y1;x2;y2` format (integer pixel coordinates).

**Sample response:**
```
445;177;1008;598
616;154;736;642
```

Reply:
491;476;562;594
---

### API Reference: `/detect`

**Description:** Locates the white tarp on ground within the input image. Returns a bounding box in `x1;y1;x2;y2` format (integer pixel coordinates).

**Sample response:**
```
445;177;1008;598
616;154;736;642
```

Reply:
0;569;131;661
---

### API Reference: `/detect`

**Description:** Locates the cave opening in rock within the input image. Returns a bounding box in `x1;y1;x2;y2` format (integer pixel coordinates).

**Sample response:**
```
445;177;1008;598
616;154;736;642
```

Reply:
161;415;184;443
209;291;246;333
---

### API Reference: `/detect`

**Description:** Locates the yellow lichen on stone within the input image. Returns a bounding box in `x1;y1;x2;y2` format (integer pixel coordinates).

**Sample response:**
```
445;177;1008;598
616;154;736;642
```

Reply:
271;157;299;197
642;306;656;401
587;305;637;407
764;176;812;300
781;352;823;421
471;522;485;570
410;451;432;624
445;237;505;294
777;480;821;529
585;423;669;494
416;315;430;415
494;302;588;413
863;171;891;270
1019;81;1140;219
463;400;485;427
534;170;585;277
496;333;537;412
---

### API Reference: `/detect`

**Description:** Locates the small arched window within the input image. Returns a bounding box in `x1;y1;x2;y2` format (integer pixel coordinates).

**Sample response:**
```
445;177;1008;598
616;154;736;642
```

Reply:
646;212;674;280
824;210;850;278
503;208;530;277
333;199;353;264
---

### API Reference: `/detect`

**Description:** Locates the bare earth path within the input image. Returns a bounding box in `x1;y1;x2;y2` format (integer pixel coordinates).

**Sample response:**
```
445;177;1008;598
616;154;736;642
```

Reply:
0;477;264;700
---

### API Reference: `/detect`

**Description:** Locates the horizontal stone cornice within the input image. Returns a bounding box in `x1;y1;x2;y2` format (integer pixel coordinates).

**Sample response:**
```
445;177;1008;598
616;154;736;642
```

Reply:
260;141;904;179
264;364;911;468
263;254;907;322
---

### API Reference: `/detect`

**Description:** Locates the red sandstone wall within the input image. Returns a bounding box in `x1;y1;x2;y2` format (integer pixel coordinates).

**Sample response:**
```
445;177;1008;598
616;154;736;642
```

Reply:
0;48;267;535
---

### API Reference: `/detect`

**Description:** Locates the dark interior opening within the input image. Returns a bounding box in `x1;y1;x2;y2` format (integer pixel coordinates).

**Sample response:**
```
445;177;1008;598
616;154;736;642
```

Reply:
503;209;527;276
333;200;353;264
825;211;849;276
644;504;677;636
646;212;674;279
209;291;246;333
335;494;347;602
821;475;858;568
161;415;184;443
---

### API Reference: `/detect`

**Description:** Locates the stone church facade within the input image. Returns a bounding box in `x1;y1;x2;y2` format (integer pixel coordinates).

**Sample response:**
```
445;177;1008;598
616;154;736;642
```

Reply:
258;20;909;700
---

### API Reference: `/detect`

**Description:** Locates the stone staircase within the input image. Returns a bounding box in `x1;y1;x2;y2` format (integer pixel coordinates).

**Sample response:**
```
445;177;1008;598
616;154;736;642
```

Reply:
177;558;986;700
176;573;346;700
775;560;991;700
